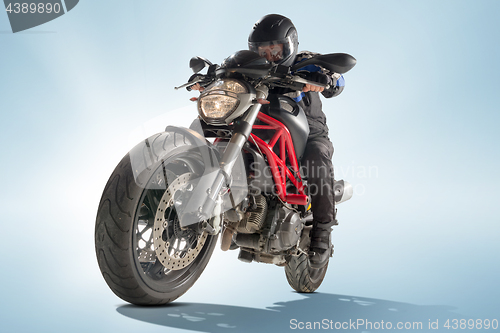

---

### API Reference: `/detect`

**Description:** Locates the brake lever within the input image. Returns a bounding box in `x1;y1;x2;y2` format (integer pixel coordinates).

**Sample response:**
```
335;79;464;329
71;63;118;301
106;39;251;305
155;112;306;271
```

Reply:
264;74;330;91
290;75;330;89
174;77;203;90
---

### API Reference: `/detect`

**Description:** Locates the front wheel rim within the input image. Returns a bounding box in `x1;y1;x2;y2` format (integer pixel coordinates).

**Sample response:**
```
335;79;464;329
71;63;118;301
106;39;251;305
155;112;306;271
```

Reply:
131;164;215;293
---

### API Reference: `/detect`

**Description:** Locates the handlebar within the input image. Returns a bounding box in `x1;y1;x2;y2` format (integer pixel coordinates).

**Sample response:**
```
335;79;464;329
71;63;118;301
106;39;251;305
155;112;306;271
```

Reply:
259;75;329;91
289;75;329;89
174;78;203;90
176;68;330;92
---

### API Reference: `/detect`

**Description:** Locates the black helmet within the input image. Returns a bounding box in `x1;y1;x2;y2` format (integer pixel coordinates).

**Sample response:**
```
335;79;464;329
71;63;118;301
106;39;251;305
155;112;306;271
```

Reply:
248;14;299;67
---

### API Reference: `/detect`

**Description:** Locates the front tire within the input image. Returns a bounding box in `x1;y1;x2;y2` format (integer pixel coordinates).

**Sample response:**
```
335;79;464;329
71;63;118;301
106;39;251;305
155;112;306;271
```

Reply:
95;132;218;305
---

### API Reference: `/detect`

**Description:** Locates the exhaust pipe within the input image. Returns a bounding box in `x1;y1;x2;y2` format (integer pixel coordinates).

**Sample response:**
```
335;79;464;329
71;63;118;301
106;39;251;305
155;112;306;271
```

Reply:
334;180;353;204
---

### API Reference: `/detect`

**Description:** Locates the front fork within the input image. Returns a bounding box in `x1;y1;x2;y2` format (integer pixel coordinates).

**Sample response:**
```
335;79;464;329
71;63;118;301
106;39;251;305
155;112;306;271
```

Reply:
178;86;268;233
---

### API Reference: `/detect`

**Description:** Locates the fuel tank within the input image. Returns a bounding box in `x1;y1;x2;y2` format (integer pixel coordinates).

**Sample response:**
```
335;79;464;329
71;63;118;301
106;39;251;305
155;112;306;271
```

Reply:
258;94;310;160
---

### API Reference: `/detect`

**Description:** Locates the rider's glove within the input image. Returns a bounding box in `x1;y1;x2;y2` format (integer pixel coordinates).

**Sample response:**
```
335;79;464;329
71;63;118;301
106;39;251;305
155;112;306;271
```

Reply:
322;74;344;98
301;71;330;86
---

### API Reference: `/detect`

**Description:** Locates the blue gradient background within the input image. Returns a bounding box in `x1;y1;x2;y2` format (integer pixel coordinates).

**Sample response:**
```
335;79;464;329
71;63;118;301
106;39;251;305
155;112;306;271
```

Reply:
1;1;499;332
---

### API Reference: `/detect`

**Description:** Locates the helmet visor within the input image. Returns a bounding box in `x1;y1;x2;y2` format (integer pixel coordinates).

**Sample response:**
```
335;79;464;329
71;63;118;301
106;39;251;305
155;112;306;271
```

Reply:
248;35;296;64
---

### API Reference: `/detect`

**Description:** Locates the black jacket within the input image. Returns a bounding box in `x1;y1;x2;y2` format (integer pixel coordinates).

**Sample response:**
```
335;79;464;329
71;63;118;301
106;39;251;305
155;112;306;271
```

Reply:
286;51;345;138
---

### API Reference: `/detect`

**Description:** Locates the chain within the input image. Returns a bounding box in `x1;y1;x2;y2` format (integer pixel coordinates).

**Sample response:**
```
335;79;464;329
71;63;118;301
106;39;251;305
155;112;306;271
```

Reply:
296;236;309;256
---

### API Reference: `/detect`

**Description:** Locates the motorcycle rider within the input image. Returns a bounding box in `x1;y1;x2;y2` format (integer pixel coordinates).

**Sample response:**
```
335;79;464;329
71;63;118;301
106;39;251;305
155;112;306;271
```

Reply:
249;14;346;269
192;14;346;269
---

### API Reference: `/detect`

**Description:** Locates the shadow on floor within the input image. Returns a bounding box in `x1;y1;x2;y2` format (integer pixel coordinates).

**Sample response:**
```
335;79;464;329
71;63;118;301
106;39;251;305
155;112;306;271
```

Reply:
117;293;467;332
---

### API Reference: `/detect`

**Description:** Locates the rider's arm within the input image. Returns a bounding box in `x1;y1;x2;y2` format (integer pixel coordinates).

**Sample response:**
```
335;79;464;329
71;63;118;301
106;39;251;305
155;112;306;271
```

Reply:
294;51;345;97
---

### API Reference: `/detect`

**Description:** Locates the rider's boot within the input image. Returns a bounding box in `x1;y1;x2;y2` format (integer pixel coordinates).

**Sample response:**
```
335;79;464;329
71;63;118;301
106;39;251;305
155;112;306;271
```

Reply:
309;219;337;269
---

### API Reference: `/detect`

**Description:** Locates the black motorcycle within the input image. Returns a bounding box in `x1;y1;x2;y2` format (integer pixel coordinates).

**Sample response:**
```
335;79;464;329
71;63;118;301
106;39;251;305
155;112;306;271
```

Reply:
95;50;356;305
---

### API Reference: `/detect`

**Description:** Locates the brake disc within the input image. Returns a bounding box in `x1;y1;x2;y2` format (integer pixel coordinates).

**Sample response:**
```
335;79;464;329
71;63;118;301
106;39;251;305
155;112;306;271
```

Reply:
153;173;208;270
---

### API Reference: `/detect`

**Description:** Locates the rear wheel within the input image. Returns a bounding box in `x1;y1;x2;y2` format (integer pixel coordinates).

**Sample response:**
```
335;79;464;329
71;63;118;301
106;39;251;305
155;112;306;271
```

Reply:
284;225;329;292
285;253;328;293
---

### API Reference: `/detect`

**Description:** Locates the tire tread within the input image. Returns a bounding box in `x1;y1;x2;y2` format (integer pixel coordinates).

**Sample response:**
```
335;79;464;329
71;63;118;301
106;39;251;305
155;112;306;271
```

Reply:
285;253;328;293
95;132;217;305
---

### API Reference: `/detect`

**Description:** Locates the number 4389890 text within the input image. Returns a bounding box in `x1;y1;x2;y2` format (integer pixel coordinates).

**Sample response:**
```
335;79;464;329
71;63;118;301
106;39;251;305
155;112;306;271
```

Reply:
5;2;61;14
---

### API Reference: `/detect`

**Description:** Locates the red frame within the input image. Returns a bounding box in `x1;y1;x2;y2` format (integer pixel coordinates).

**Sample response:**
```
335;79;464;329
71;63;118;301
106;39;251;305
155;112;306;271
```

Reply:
249;112;309;206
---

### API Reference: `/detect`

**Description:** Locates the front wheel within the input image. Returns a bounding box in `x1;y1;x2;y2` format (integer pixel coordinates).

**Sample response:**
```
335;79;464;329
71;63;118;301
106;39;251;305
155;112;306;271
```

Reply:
95;133;218;305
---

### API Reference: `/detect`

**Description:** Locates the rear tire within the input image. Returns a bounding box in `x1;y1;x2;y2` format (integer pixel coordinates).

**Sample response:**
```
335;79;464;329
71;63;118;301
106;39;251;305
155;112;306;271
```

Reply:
285;225;329;292
285;253;328;293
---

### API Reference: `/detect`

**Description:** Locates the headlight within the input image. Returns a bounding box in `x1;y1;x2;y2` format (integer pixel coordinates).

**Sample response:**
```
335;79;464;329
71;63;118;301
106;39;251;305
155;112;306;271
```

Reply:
198;79;248;124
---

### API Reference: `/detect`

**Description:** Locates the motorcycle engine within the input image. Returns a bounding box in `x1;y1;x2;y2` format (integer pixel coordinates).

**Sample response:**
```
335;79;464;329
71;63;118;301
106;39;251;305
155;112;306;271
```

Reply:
233;196;304;264
265;205;304;253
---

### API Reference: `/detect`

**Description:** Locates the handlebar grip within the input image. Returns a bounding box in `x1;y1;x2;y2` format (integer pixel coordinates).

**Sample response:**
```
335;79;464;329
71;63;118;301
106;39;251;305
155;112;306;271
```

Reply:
292;75;329;89
288;81;306;91
175;75;204;90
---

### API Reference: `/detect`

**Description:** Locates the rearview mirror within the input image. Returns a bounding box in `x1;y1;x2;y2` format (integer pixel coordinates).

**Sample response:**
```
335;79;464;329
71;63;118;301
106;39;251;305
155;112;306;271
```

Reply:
291;53;357;74
189;56;213;73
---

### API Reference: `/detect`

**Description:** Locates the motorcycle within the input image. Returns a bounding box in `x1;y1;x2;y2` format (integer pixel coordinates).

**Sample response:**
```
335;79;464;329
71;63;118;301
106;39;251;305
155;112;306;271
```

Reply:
95;50;356;305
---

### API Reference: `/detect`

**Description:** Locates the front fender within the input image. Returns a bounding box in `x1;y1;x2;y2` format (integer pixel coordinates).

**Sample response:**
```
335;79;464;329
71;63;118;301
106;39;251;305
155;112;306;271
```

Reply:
128;125;220;188
128;124;247;229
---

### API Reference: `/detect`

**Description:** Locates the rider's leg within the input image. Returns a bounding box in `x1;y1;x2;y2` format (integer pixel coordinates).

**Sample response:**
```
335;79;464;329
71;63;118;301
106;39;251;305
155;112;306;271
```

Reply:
301;136;336;269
